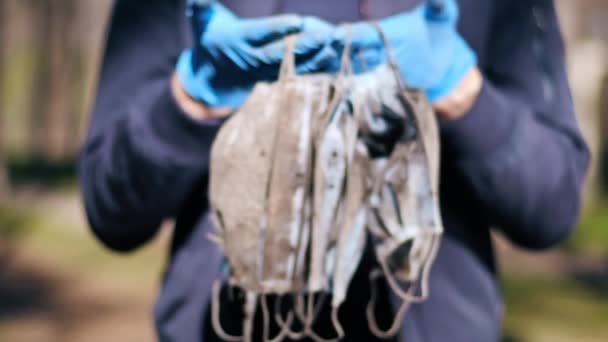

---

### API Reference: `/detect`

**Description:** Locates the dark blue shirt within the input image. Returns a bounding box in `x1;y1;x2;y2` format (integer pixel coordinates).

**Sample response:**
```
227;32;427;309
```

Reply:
79;0;589;341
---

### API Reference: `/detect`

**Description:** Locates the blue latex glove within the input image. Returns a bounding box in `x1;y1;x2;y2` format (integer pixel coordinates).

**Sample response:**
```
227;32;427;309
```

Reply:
329;0;477;102
177;2;335;108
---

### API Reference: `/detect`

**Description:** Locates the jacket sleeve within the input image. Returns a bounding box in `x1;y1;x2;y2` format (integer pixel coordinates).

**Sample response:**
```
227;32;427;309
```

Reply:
440;0;590;250
79;0;221;252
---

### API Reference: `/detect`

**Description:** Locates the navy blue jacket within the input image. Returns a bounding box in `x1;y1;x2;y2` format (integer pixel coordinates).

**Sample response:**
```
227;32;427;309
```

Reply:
79;0;590;341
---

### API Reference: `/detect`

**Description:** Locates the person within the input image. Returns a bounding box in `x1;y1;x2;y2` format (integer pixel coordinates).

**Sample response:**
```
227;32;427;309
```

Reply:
79;0;589;341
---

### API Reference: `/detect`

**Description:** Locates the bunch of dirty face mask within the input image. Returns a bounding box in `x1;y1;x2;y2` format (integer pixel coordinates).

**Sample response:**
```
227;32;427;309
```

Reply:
209;33;443;342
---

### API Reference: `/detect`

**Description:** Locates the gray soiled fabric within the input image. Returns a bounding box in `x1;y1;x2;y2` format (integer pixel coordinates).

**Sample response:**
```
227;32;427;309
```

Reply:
208;30;443;340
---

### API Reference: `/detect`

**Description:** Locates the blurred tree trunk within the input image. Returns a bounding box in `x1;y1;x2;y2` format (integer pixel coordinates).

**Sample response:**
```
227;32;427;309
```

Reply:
600;75;608;194
27;0;78;159
0;0;9;199
27;0;52;158
558;0;607;205
74;0;114;148
65;47;85;156
47;0;77;159
64;1;87;157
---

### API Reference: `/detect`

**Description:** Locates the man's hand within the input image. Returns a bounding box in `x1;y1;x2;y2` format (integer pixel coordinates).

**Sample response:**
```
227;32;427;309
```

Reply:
171;73;232;120
433;67;483;121
176;2;335;110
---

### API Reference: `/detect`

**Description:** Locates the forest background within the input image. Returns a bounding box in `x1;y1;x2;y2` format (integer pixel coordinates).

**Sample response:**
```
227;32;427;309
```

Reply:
0;1;607;341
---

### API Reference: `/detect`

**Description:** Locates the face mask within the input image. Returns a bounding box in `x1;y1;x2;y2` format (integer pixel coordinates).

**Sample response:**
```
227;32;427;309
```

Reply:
362;26;443;338
209;34;337;341
208;25;443;342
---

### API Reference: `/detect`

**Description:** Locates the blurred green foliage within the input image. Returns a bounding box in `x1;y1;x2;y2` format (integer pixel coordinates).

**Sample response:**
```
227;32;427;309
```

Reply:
502;274;608;342
568;197;608;256
0;204;36;242
3;47;38;155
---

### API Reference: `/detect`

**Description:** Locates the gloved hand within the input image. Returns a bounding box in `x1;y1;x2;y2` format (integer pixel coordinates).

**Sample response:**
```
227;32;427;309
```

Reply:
177;2;335;108
329;0;477;102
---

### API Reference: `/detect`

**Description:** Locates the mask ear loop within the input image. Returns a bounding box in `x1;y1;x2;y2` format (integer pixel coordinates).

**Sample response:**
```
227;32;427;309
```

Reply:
291;292;326;326
367;193;443;337
331;24;354;98
279;34;298;81
307;294;345;342
368;264;431;338
366;268;414;338
377;244;427;304
414;232;442;301
272;293;331;341
261;294;295;342
371;23;405;91
211;280;243;342
242;291;258;342
274;295;307;340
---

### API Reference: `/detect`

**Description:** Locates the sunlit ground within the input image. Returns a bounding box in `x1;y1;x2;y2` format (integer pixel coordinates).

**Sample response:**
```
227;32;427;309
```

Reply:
1;185;608;342
503;275;608;342
0;186;165;342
